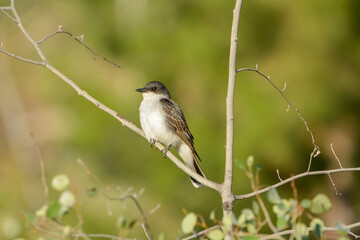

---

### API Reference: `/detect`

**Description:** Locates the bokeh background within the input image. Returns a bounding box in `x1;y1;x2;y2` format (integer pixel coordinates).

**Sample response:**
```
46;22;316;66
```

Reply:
0;0;359;238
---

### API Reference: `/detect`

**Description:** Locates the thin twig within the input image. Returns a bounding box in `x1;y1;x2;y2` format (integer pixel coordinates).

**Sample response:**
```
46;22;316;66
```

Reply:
30;133;49;204
331;143;343;168
0;0;221;192
181;225;221;240
235;167;360;200
37;29;121;69
0;47;46;66
237;67;320;172
0;8;17;22
328;173;340;195
77;158;153;239
247;166;278;233
260;221;360;240
142;223;151;240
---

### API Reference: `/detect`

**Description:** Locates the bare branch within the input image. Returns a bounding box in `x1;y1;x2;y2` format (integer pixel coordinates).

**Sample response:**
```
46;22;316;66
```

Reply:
77;158;153;238
328;173;340;196
331;143;343;168
0;8;17;22
37;29;121;69
235;167;360;200
222;0;243;216
0;0;221;193
237;67;320;172
0;47;46;66
260;221;360;240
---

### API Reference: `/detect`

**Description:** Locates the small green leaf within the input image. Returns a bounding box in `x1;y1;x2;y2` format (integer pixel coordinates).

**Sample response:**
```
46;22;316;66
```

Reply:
210;210;216;222
242;209;255;221
276;216;288;230
247;155;254;168
247;223;256;234
51;174;70;191
295;222;309;240
244;236;258;240
47;201;62;218
207;229;224;240
252;201;260;215
128;219;137;229
235;158;245;170
181;212;197;234
86;187;98;198
310;218;324;238
300;199;311;209
310;194;332;214
335;222;349;236
273;203;286;217
116;216;127;229
27;213;36;223
267;188;281;204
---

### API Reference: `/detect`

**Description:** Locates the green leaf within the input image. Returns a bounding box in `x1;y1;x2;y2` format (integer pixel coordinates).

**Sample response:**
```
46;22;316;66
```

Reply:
27;213;36;223
235;158;245;170
300;199;311;209
244;236;258;240
310;218;324;238
276;216;288;230
252;201;260;215
267;188;281;204
207;229;224;240
181;212;197;234
116;216;127;229
295;222;309;240
210;210;216;222
335;222;349;236
128;219;137;229
47;201;62;218
310;194;332;214
247;156;254;168
247;223;256;234
86;187;98;198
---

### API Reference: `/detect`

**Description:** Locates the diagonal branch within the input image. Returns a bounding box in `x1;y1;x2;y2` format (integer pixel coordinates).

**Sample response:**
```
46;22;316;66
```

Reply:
235;167;360;200
0;0;221;193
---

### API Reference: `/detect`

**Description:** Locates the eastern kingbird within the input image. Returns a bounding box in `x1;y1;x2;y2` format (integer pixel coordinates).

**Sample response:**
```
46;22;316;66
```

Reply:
136;81;205;188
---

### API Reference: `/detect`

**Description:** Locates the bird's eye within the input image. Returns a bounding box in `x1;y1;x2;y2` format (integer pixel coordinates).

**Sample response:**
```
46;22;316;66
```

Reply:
151;87;157;91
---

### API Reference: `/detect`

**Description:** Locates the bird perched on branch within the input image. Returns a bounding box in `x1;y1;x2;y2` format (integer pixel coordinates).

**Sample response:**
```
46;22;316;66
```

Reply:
136;81;205;188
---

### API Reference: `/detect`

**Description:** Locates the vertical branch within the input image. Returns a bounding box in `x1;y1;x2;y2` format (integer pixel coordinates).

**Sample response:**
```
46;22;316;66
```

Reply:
222;0;243;215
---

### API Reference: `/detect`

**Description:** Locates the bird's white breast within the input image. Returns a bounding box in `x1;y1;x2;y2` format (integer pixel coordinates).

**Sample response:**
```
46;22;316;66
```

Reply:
139;93;181;147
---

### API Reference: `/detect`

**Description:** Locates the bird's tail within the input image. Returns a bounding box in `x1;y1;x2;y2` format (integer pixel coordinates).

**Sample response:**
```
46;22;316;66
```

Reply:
189;156;206;188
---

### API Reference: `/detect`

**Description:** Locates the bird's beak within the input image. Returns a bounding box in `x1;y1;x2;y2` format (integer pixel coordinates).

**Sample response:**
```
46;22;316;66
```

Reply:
136;87;147;93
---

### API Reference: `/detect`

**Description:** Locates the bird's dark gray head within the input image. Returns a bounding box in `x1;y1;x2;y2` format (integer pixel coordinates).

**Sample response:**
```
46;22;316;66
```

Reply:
136;81;170;98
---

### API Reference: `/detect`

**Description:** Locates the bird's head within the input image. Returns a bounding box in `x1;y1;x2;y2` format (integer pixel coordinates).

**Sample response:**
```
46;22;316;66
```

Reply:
136;81;171;99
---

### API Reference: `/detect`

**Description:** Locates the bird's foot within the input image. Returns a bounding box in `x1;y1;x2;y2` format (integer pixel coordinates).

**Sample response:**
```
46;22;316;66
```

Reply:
150;139;156;148
161;144;172;159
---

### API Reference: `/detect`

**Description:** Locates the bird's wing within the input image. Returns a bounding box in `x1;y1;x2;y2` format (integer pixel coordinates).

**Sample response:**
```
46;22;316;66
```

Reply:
160;98;201;161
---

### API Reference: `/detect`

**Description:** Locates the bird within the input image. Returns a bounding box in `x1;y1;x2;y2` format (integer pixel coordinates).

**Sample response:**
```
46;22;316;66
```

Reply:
136;81;206;188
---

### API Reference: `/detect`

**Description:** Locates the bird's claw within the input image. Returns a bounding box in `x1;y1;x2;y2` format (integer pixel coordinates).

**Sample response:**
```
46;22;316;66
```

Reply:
161;144;172;159
150;139;156;148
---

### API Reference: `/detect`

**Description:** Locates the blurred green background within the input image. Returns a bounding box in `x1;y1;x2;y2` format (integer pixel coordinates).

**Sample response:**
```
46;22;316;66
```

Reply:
0;0;359;238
